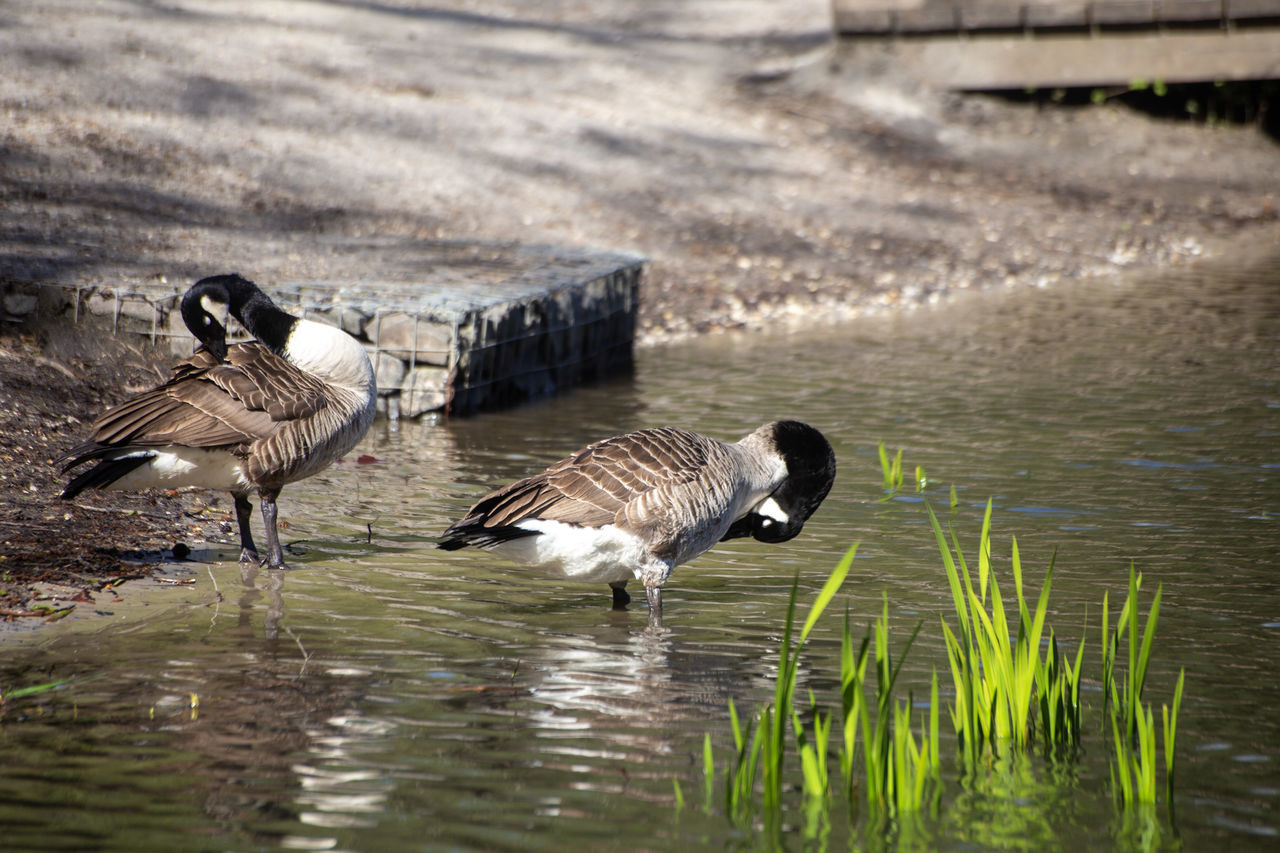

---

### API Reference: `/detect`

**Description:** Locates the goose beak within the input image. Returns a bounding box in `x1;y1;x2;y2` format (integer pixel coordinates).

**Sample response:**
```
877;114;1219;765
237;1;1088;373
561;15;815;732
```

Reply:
751;515;804;544
747;495;805;543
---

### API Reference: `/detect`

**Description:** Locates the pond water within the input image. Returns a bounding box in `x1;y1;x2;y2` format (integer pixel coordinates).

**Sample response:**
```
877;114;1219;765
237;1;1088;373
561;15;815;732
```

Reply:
3;248;1278;850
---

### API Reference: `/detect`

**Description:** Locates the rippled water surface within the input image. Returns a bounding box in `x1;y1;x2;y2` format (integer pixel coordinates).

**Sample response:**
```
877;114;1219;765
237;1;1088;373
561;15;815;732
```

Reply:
3;252;1278;850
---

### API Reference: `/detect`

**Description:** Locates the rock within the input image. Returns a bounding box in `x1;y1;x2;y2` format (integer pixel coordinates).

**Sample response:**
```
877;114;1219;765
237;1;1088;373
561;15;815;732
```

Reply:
3;290;38;316
309;305;369;339
400;365;450;417
83;289;165;326
363;312;453;366
371;350;407;393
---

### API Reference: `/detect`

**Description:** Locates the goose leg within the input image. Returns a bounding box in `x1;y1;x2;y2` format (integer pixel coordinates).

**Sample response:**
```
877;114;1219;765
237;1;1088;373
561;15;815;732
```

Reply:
233;494;259;564
257;487;288;570
610;581;631;609
645;585;663;627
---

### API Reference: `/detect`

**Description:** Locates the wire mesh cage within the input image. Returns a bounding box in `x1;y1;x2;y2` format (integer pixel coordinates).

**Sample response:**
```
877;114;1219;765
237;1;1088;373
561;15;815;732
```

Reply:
10;242;643;418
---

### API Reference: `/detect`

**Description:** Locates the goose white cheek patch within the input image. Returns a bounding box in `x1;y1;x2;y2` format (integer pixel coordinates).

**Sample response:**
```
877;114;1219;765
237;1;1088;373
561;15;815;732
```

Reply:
199;294;228;320
755;497;789;525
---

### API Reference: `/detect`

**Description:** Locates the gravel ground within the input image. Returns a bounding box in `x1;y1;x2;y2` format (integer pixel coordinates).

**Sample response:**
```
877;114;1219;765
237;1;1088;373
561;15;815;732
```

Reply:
2;0;1279;619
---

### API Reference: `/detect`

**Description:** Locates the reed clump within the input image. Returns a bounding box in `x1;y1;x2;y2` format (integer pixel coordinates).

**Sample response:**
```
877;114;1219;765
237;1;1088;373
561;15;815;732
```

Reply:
684;480;1186;847
928;499;1085;762
695;545;942;846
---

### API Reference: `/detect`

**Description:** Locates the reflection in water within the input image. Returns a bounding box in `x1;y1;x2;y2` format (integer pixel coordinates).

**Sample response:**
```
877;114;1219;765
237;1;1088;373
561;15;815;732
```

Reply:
1;249;1278;849
237;563;286;640
528;627;676;726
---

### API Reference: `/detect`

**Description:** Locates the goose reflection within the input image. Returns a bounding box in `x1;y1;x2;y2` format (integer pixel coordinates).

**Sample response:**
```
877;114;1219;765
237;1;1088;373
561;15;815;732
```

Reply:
516;622;774;764
232;562;284;638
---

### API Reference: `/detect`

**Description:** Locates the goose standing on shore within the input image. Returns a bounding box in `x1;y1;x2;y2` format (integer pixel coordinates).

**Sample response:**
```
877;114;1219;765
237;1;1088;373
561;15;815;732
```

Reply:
59;274;377;570
439;421;836;624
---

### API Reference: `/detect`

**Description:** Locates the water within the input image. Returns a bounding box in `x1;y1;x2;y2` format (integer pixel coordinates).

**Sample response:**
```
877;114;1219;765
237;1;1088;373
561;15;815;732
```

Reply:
3;251;1277;850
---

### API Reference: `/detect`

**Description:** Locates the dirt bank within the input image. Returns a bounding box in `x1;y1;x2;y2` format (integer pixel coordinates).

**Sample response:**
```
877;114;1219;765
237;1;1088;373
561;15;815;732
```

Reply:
2;0;1279;617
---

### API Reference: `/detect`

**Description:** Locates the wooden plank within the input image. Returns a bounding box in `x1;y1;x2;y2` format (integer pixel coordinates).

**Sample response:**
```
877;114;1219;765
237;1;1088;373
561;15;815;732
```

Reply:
1159;0;1227;24
959;4;1027;29
1023;3;1091;27
895;4;964;32
832;0;1280;33
1091;0;1159;25
836;27;1280;88
832;8;898;33
1230;0;1280;21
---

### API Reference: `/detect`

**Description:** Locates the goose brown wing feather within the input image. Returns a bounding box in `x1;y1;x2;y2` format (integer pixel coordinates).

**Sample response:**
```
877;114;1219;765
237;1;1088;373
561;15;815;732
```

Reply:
79;342;325;451
210;343;330;421
466;428;720;531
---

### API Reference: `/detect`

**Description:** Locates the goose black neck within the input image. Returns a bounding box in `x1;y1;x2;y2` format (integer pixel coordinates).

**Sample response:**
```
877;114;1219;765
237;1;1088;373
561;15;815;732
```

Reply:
192;274;297;356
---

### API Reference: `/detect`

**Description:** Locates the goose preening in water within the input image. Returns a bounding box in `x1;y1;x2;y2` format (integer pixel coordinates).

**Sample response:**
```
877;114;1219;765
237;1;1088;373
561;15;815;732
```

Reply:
58;274;377;570
438;421;836;624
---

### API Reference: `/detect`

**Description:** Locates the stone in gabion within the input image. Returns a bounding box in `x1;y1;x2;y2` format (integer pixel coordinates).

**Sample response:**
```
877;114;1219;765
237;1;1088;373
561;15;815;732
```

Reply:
364;313;452;366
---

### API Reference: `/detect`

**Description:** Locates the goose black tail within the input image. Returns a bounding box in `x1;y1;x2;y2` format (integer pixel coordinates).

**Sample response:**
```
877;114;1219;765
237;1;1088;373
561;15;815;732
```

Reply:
60;452;154;500
437;521;540;551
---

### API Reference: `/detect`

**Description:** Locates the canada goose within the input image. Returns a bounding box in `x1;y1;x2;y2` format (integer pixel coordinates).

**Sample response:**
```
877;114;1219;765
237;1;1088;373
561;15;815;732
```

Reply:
59;274;377;570
438;421;836;624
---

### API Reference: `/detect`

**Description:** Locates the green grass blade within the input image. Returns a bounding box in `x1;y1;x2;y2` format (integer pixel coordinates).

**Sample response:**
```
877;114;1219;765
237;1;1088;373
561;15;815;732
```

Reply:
1164;668;1186;808
1101;589;1111;723
1111;712;1133;804
929;669;940;773
978;497;993;604
1012;534;1028;629
800;543;856;645
1136;704;1156;802
1126;565;1140;739
703;732;715;813
729;697;744;753
1134;583;1164;714
1;678;70;701
928;501;972;641
1069;632;1087;745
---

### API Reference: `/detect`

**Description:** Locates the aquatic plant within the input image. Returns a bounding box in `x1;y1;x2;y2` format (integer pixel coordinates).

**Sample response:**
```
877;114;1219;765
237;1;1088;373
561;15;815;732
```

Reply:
1102;563;1160;743
847;594;939;820
0;678;69;704
928;499;1084;760
878;441;930;497
694;549;855;832
700;545;944;844
760;545;854;833
1103;564;1185;812
878;441;904;492
685;471;1187;848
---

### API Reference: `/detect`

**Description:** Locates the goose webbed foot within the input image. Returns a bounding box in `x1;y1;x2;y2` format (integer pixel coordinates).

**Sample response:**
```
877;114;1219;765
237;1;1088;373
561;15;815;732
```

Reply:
610;581;631;610
645;586;663;627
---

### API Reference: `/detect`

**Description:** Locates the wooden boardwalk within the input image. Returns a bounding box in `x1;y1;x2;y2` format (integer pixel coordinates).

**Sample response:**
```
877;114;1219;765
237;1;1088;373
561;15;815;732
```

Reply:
835;0;1280;35
833;0;1280;88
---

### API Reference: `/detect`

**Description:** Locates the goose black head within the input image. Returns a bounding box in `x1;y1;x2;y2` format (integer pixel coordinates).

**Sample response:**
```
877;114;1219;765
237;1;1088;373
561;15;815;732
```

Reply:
749;420;837;544
181;274;295;360
180;276;235;361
